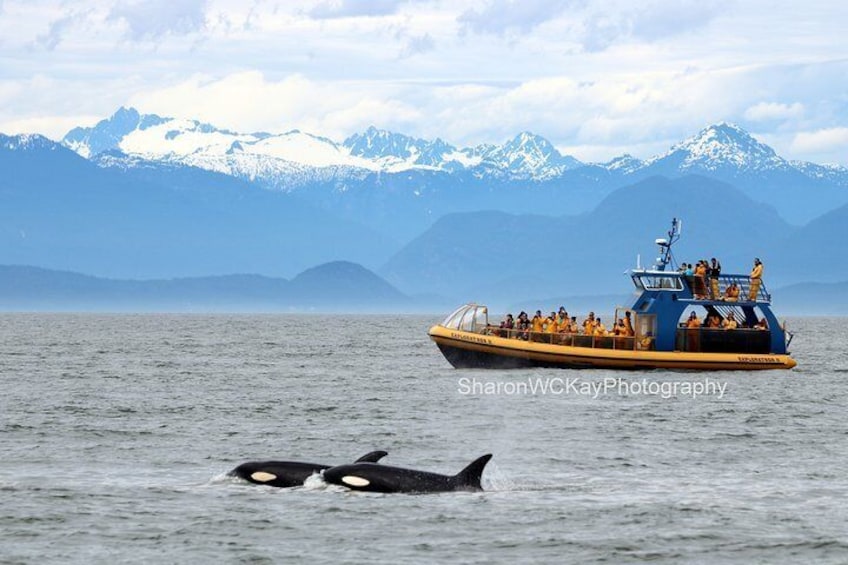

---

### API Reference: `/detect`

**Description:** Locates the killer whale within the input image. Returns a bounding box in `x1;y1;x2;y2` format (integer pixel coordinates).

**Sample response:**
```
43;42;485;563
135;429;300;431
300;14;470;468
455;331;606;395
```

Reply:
322;453;492;493
230;450;388;488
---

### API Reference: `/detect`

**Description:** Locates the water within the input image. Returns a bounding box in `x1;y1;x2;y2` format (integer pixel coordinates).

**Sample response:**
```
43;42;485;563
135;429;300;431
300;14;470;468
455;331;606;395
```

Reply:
1;314;846;564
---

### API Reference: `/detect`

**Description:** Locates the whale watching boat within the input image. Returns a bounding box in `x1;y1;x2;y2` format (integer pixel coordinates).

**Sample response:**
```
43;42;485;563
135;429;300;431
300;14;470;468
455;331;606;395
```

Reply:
428;219;796;370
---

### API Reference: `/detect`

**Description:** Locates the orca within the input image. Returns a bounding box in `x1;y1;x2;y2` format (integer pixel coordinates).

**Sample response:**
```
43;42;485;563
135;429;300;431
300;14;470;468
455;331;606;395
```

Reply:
230;450;388;488
322;453;493;493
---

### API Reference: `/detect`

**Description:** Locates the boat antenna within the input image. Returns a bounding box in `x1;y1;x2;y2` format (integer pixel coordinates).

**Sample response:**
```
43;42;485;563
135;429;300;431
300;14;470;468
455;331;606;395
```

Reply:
654;218;682;271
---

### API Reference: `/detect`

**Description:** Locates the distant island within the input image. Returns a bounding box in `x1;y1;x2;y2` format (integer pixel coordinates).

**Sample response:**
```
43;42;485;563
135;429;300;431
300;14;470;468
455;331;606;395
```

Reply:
0;262;419;313
0;263;843;315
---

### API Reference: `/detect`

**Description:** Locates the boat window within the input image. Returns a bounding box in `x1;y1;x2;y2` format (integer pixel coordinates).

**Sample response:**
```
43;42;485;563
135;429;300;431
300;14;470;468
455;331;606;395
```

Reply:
441;305;469;329
473;307;488;331
637;275;683;291
459;308;476;332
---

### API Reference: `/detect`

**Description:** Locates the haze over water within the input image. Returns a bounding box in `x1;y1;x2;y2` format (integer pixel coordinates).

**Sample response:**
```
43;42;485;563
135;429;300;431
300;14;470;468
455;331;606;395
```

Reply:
1;314;846;563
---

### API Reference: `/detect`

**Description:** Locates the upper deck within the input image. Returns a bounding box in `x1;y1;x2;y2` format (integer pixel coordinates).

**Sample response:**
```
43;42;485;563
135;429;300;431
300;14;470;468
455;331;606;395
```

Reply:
630;270;770;304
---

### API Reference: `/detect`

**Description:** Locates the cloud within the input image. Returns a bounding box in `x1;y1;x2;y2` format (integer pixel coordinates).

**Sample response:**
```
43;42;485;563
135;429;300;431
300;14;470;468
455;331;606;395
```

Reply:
458;0;580;35
307;0;419;19
579;0;723;52
398;33;435;58
744;101;805;122
107;0;208;41
126;71;422;140
36;9;92;50
790;127;848;156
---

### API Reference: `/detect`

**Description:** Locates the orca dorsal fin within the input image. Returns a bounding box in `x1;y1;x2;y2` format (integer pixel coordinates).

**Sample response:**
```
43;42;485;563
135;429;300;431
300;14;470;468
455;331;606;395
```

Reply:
453;454;493;490
355;450;388;463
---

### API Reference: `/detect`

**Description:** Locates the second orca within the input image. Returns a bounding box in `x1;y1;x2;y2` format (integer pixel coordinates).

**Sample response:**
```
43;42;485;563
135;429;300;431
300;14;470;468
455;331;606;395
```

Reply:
230;450;388;488
322;453;493;493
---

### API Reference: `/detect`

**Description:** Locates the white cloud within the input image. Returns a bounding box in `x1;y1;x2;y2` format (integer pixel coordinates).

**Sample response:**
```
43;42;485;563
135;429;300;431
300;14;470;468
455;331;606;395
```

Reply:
791;127;848;156
307;0;422;19
1;0;847;164
107;0;208;41
744;101;805;122
457;0;580;36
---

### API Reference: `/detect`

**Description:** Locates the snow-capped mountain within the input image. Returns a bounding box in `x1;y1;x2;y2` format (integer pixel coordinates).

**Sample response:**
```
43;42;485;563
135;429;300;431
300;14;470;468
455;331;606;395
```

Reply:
61;107;588;184
469;131;583;179
343;126;466;170
602;154;644;174
55;108;848;227
642;122;790;174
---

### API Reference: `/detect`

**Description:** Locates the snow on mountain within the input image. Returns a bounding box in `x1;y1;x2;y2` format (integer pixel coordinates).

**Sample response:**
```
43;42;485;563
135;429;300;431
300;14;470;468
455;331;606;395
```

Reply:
643;122;789;173
62;108;587;183
601;153;643;174
1;132;62;152
790;160;848;187
472;131;583;179
342;126;466;171
59;109;848;193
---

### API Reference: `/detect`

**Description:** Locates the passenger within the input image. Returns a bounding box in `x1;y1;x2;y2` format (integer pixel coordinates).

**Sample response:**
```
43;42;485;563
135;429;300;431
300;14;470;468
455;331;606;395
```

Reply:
544;312;558;334
582;312;596;335
558;306;567;318
686;311;701;328
724;283;740;302
708;257;722;299
694;260;708;299
706;313;722;328
531;310;545;334
516;311;530;339
498;313;514;337
623;311;635;336
613;318;629;349
755;317;769;330
722;312;738;330
569;316;579;334
685;311;701;351
594;317;608;337
749;258;764;301
683;263;695;294
557;310;570;333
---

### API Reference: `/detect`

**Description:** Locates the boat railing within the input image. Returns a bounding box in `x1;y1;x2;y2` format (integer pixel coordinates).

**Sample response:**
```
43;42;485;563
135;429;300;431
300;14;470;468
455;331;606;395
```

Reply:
634;271;770;302
483;327;653;351
686;273;770;303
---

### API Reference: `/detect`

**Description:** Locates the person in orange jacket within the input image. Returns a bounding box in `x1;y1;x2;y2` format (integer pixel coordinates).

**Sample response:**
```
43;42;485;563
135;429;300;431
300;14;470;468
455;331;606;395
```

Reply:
749;258;764;301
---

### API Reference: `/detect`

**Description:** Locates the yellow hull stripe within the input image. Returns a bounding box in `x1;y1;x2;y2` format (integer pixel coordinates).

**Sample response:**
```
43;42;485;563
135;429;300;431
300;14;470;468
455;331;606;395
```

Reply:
428;326;796;370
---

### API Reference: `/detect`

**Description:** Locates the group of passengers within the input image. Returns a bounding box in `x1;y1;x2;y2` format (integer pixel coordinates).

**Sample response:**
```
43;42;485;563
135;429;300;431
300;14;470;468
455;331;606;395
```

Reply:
499;307;636;339
679;257;764;302
679;257;722;300
685;310;769;331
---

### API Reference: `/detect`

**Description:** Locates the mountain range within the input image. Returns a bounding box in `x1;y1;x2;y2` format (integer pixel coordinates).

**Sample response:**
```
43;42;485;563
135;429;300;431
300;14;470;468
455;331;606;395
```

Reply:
63;108;848;234
2;107;847;311
0;262;411;312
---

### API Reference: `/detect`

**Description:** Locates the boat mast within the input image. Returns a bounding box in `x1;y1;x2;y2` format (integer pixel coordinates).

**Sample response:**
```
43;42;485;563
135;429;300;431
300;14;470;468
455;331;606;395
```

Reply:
654;218;681;271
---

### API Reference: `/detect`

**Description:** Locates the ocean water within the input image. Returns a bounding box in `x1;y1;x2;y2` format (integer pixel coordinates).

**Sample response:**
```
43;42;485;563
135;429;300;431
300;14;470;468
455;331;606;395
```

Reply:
1;314;846;564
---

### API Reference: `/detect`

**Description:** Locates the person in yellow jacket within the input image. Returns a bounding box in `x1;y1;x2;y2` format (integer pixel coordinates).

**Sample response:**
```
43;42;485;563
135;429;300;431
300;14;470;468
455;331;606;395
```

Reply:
544;312;558;333
686;311;701;328
556;311;571;333
724;283;740;302
694;261;708;299
748;258;764;301
593;318;608;337
531;310;545;334
722;312;738;330
582;312;596;335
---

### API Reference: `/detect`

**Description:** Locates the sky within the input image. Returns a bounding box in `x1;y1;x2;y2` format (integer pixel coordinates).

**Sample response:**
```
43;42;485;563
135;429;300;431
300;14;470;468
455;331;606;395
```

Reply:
1;0;847;164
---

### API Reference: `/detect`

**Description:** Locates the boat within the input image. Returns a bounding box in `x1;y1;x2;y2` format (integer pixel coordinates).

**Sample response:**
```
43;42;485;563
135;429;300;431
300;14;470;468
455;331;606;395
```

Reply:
428;219;796;370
